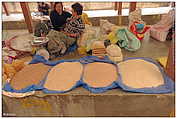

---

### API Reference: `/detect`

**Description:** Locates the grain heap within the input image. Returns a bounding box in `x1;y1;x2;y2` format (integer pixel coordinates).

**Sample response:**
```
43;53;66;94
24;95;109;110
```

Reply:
44;62;83;91
10;63;51;90
118;59;164;88
83;62;118;87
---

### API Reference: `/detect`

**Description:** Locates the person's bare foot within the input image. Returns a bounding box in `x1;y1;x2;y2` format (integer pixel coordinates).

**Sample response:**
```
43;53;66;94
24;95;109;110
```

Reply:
60;46;67;54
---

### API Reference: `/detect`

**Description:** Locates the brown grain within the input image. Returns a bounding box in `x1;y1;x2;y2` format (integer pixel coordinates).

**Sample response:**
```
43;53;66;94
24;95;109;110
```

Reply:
83;62;118;88
44;62;83;91
10;63;51;90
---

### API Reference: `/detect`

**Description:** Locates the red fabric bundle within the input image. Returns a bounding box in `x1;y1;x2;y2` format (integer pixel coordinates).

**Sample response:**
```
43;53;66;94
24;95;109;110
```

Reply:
130;21;150;40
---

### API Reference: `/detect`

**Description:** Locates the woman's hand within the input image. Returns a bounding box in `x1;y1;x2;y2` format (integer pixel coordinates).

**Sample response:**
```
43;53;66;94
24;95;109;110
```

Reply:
62;31;77;37
69;33;77;37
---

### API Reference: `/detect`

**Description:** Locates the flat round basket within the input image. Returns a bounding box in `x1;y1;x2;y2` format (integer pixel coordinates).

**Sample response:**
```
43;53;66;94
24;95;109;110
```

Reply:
7;34;33;53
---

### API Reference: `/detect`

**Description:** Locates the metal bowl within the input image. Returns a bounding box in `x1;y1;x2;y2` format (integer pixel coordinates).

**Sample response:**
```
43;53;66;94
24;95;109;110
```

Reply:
31;37;49;46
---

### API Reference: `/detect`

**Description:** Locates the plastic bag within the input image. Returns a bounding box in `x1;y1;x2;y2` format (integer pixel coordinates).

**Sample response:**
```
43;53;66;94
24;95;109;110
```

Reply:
4;63;17;79
107;31;119;44
128;9;145;28
106;44;123;62
12;60;25;72
77;25;97;47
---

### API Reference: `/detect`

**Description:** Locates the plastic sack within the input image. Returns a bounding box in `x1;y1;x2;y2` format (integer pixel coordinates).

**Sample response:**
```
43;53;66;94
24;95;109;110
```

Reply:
3;63;17;79
107;31;119;44
11;59;25;72
77;25;100;51
77;46;87;55
117;28;141;51
99;19;119;41
36;48;50;60
106;44;123;62
150;9;175;42
128;9;146;28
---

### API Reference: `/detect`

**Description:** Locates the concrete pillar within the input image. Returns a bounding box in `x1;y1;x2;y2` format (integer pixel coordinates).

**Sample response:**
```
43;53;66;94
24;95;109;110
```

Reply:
118;2;122;15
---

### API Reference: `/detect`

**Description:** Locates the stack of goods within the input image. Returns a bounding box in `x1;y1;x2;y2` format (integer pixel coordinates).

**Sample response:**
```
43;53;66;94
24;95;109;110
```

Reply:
10;63;51;90
44;62;83;92
77;24;100;52
150;9;175;42
106;44;123;63
91;41;106;59
83;62;118;88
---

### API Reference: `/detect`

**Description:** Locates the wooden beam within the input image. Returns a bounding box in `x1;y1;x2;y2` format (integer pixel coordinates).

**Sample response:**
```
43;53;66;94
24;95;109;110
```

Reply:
129;2;137;13
171;2;175;7
118;2;122;15
50;2;54;10
114;2;118;10
20;2;33;33
2;2;10;16
166;41;175;81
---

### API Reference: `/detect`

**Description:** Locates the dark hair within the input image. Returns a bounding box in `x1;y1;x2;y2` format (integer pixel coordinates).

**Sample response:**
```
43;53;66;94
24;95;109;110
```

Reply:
54;2;63;10
71;2;83;15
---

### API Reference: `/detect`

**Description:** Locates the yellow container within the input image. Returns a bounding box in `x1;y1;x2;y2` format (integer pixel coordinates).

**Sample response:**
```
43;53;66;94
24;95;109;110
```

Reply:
78;47;87;55
157;57;167;68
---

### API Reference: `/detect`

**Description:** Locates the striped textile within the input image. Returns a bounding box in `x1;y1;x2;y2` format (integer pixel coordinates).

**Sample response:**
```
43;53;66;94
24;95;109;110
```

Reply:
92;48;106;58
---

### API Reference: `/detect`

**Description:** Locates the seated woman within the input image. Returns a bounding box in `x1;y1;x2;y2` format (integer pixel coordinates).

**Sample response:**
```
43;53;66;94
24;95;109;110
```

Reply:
47;2;85;59
50;2;72;31
64;6;92;25
37;2;50;15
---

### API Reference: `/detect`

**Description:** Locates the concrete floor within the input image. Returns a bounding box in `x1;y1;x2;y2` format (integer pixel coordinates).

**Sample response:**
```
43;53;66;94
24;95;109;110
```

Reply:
2;29;171;60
